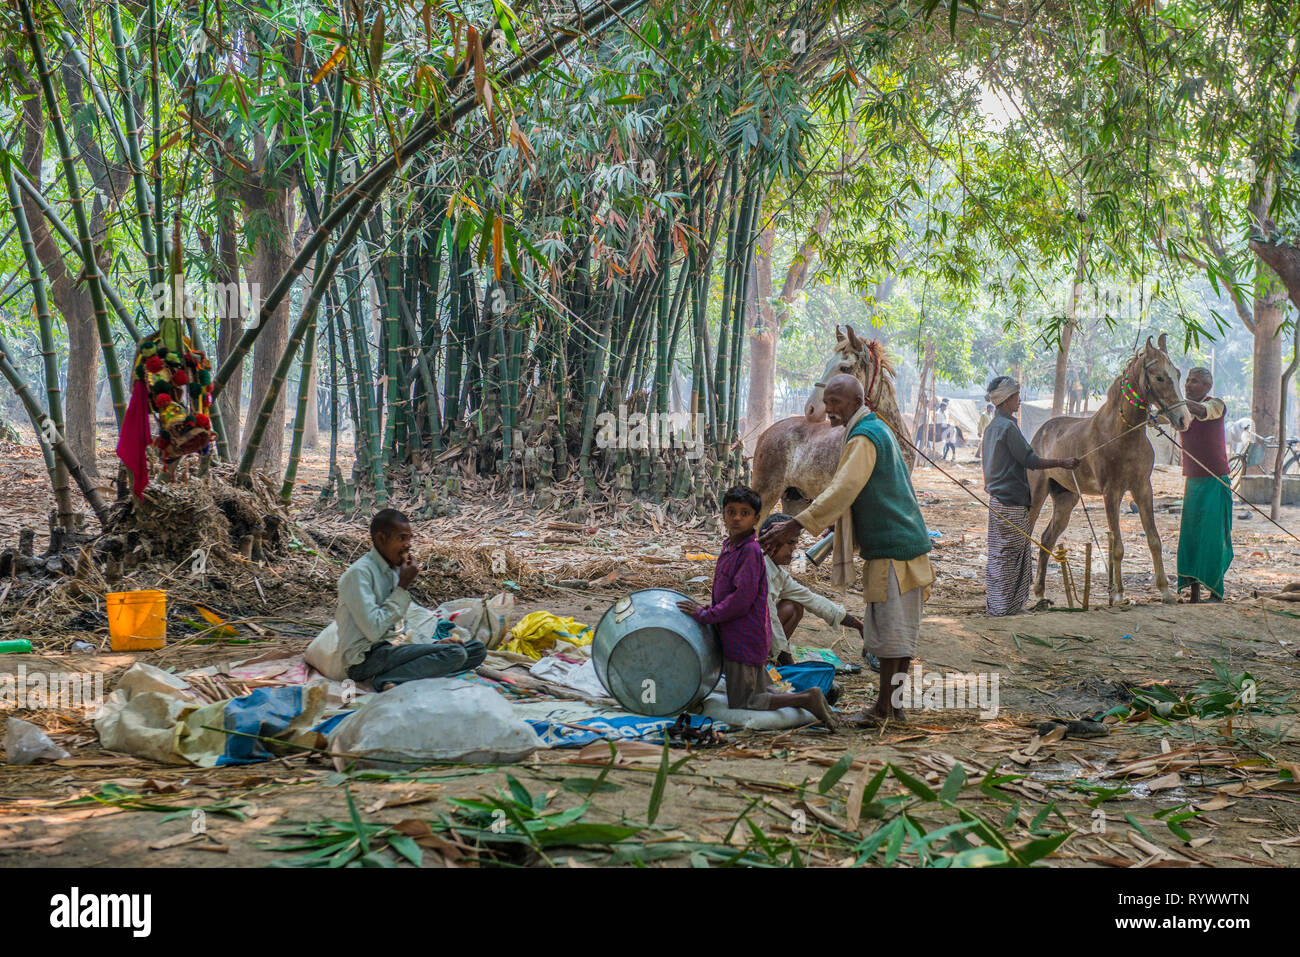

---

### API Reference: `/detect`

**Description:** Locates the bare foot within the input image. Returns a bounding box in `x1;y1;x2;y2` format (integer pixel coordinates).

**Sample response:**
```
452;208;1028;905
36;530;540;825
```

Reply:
844;707;887;729
807;689;840;732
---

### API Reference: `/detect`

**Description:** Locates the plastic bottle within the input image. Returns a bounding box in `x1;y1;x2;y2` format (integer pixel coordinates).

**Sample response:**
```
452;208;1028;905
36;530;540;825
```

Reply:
0;639;33;653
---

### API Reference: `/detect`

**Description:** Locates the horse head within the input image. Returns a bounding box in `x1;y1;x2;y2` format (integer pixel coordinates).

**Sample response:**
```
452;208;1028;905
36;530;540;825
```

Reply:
1137;333;1190;432
805;325;878;421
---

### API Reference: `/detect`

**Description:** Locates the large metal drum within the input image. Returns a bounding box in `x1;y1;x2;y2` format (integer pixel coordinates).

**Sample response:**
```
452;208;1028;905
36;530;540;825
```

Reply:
592;588;722;716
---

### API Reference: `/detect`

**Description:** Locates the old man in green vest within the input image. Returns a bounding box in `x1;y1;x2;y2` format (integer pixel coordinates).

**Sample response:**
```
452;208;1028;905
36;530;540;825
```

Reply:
760;374;933;725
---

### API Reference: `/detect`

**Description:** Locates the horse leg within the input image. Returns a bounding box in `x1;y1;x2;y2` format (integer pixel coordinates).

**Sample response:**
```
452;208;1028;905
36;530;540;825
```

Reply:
1035;482;1079;601
1132;480;1175;604
1103;491;1125;605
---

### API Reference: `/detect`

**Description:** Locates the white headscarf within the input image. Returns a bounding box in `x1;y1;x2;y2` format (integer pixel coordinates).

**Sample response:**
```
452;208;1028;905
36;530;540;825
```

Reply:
986;376;1020;407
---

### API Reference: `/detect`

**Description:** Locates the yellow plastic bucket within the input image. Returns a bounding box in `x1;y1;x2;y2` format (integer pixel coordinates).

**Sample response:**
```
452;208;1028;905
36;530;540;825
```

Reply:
106;590;167;651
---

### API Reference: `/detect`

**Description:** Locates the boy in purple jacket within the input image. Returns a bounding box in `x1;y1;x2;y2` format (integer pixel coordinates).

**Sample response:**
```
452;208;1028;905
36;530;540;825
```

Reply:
678;485;838;730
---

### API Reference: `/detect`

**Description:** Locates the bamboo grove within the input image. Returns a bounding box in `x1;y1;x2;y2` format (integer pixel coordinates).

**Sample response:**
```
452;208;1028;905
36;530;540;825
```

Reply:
0;0;902;525
3;0;1300;530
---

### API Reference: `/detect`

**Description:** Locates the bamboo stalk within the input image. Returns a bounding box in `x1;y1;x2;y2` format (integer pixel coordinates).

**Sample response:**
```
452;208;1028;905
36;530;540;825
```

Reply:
18;0;126;426
7;164;142;342
2;152;73;527
0;332;109;525
106;0;161;288
281;71;346;503
322;285;340;501
342;251;385;496
210;0;649;405
237;196;372;487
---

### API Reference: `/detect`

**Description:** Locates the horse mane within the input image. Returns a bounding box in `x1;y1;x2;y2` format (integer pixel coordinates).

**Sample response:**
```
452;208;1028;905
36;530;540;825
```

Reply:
866;339;894;378
836;337;895;378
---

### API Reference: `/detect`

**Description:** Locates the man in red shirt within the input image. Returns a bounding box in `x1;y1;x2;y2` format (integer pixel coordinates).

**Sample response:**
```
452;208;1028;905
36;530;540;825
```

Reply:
1177;367;1234;602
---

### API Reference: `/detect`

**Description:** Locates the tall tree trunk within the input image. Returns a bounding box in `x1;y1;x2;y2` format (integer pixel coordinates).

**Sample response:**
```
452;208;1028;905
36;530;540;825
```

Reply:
11;51;100;478
1052;240;1088;417
214;163;243;439
745;203;831;451
240;184;293;472
1250;270;1286;448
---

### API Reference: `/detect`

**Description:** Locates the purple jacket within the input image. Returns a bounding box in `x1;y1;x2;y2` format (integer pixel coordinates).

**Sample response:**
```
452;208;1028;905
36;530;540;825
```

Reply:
693;532;770;666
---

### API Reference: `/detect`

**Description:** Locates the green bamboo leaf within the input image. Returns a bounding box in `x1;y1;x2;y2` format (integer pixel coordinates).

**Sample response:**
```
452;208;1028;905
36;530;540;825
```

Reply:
889;764;937;802
883;817;907;865
938;764;966;805
505;774;533;810
1124;814;1154;841
946;846;1010;868
859;766;889;805
855;817;903;863
368;9;386;75
535;823;643;847
1167;820;1192;842
647;737;671;824
561;777;623;796
387;834;424;866
818;752;856;794
343;788;372;855
1011;831;1071;866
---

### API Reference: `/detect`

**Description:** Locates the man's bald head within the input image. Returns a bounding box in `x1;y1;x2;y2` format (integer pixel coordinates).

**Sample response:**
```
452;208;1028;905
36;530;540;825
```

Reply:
822;373;864;425
824;373;863;402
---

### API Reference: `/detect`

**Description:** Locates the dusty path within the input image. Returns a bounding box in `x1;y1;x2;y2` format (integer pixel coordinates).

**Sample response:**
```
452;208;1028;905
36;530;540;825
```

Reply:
1;435;1298;867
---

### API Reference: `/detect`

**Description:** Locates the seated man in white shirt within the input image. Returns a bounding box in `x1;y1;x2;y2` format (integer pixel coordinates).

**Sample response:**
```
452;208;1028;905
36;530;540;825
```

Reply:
759;514;868;678
335;509;485;691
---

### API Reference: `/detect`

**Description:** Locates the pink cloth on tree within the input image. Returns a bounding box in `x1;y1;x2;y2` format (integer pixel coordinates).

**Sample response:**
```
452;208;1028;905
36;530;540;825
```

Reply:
116;378;151;499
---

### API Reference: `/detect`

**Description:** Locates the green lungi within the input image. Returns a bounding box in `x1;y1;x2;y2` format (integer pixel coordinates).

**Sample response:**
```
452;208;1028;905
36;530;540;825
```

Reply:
1177;476;1233;598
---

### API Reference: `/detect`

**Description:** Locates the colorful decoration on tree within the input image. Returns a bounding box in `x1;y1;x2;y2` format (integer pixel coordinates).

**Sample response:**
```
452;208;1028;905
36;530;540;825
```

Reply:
133;332;215;463
116;311;216;498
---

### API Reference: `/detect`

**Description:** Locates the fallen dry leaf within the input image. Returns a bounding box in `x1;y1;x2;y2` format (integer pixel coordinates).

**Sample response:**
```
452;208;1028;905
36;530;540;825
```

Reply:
1146;773;1182;791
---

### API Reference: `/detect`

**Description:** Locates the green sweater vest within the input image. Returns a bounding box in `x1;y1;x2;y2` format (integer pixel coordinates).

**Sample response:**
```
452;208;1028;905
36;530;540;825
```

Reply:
847;413;933;561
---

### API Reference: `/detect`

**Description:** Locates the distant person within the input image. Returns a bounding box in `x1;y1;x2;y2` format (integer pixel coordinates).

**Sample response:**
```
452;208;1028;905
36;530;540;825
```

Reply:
941;422;959;462
677;486;838;728
1177;368;1233;603
758;512;870;672
981;377;1080;616
316;509;485;690
975;403;994;461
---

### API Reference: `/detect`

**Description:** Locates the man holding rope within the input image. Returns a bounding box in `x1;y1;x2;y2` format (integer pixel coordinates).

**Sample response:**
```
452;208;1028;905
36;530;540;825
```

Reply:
1176;367;1233;602
759;374;932;725
981;376;1080;616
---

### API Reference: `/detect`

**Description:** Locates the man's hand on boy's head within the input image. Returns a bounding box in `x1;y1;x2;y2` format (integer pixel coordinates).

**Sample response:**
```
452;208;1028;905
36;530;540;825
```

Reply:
759;518;802;551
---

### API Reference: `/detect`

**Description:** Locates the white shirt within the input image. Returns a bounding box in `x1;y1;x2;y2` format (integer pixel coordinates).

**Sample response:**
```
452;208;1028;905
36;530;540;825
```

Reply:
335;546;413;668
763;555;846;661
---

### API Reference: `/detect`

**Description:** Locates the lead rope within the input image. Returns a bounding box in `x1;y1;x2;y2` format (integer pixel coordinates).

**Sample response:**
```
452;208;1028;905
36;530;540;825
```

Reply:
1151;422;1300;546
893;428;1056;558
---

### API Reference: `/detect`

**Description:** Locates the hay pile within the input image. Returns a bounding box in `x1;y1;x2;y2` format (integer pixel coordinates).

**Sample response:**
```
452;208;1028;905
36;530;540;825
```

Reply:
104;463;291;565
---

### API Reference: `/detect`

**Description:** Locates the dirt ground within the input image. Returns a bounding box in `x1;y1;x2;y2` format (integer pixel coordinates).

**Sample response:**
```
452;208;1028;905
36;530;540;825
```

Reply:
1;426;1299;868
